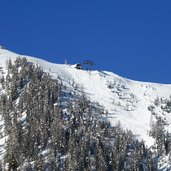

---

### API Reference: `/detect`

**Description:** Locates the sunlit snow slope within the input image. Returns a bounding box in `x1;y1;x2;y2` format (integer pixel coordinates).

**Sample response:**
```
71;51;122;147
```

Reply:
1;46;171;146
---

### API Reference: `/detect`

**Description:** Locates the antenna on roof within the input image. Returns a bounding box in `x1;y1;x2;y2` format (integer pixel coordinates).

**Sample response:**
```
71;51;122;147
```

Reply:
0;45;5;49
64;59;68;65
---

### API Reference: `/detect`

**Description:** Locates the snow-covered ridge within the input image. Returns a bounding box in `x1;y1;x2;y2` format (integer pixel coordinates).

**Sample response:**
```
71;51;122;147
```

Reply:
1;47;171;146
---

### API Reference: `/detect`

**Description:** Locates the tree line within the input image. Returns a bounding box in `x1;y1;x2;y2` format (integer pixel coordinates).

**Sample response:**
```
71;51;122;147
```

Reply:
0;57;161;170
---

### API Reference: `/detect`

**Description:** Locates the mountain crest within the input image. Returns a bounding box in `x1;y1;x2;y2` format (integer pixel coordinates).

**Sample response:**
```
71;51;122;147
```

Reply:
0;49;170;169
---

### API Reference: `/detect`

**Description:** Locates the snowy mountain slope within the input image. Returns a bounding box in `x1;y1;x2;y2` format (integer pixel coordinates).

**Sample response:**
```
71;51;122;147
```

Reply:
0;46;171;148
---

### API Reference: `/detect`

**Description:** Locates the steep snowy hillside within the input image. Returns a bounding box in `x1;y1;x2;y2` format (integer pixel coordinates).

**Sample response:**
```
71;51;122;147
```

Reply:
1;46;171;147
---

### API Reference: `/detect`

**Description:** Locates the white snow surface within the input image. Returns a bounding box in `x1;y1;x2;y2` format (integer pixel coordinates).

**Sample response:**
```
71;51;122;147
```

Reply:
0;47;171;148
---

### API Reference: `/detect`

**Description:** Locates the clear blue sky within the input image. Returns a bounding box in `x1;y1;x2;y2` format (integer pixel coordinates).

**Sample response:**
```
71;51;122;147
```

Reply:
0;1;171;83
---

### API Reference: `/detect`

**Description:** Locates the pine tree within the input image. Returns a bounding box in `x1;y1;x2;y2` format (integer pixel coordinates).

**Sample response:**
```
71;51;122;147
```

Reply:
150;117;165;156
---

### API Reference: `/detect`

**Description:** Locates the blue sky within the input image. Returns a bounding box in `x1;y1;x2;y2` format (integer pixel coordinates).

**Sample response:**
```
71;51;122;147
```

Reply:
0;1;171;83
